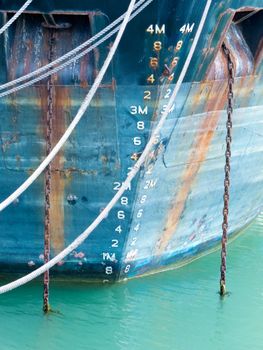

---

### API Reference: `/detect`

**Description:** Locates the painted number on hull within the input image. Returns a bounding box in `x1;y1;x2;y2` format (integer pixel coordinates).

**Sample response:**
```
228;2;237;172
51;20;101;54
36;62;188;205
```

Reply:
150;57;158;68
140;195;147;204
124;265;131;273
130;105;148;115
164;89;171;99
137;121;145;130
133;137;142;146
137;209;144;218
161;104;175;114
115;225;122;234
117;211;125;220
130;237;138;246
175;40;183;51
121;197;128;206
146;24;165;35
171;57;179;67
111;240;119;248
103;253;116;261
144;90;151;100
149;57;158;68
180;23;195;34
133;223;140;232
105;266;113;275
113;182;131;191
144;179;158;189
147;74;155;84
153;41;162;51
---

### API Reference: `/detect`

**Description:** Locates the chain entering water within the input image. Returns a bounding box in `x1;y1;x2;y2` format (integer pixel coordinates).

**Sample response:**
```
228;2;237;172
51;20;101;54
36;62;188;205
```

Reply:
220;42;234;296
43;30;56;313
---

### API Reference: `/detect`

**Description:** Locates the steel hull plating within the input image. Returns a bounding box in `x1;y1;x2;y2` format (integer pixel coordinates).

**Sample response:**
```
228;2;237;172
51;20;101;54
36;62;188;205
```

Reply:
0;0;262;281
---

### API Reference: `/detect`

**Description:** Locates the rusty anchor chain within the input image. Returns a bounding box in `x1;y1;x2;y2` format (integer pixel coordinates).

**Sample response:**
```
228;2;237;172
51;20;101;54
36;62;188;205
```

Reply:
219;43;234;296
43;30;56;313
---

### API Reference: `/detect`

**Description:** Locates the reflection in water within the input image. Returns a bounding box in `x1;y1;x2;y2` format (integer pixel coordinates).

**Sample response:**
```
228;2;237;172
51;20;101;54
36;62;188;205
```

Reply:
1;215;263;350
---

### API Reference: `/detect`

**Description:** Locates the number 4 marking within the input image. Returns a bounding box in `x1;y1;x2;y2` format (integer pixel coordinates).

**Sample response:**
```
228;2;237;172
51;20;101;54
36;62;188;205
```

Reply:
146;24;165;35
115;225;122;234
180;23;195;34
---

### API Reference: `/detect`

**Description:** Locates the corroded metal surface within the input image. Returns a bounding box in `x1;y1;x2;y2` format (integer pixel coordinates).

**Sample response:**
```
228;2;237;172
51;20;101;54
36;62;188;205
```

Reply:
156;81;228;256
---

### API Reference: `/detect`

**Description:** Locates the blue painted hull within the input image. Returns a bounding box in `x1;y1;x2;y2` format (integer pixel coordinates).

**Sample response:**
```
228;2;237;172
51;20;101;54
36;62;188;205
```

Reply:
0;0;262;282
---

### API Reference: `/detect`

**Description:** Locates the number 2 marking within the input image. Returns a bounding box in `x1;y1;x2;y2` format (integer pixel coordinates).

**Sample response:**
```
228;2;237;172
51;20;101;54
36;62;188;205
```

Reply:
144;90;151;100
164;89;171;99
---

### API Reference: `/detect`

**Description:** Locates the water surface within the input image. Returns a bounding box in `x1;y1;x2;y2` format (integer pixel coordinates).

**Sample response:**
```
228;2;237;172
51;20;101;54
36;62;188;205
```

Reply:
1;216;263;350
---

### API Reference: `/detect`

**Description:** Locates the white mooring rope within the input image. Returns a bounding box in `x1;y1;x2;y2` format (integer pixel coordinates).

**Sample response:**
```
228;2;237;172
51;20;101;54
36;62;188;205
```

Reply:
0;0;212;294
0;0;33;35
0;0;151;95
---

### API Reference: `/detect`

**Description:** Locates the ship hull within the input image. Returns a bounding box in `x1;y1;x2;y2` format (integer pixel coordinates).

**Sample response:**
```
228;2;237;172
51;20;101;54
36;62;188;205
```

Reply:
0;0;262;282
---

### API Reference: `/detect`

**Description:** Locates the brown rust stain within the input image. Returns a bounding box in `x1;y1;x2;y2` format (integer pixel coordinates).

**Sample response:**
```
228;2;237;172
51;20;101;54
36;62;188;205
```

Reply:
228;26;254;76
38;51;70;254
49;86;71;253
23;39;33;76
37;29;72;254
237;73;256;108
156;26;258;255
156;81;228;256
79;39;89;88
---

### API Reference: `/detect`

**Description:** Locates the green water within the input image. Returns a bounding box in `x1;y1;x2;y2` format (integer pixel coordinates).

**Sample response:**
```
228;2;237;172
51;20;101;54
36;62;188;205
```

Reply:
1;216;263;350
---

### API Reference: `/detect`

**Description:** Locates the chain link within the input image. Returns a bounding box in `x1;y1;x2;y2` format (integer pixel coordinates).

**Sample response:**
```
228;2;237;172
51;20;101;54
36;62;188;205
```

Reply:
43;30;55;313
219;43;234;296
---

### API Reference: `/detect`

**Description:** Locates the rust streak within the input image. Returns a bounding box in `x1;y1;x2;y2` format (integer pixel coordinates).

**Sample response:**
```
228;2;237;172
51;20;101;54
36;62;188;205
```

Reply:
49;87;70;253
156;81;227;255
23;39;33;76
79;56;89;88
39;29;71;254
38;83;69;254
